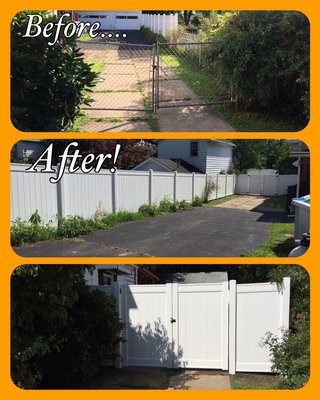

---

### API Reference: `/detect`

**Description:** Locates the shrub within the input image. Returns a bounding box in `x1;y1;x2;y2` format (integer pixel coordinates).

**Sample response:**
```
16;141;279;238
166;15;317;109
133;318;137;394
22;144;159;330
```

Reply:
208;11;309;124
202;176;216;202
139;26;166;43
192;195;203;207
11;11;98;131
57;216;96;238
11;265;123;389
11;219;56;247
138;203;159;216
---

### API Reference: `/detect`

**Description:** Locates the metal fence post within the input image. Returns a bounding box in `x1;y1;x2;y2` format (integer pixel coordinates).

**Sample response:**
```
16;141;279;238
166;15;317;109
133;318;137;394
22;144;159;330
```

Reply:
112;170;118;213
56;164;66;219
173;171;177;201
155;41;160;113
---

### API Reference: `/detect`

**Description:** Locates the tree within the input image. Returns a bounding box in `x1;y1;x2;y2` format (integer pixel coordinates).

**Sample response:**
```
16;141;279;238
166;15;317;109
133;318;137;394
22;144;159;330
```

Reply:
208;11;309;125
232;139;296;173
11;11;97;131
11;265;123;388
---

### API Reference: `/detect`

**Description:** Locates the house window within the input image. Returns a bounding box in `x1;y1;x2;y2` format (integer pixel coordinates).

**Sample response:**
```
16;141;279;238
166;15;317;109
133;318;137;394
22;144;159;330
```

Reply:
98;270;116;285
190;141;199;157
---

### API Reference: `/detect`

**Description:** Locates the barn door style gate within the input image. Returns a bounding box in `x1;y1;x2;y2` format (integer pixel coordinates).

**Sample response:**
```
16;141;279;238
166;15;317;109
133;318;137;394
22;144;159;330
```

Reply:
123;282;229;370
92;278;290;374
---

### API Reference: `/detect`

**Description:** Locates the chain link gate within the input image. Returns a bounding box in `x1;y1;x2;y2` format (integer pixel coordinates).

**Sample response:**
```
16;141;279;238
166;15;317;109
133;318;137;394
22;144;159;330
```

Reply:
154;42;235;111
78;40;235;114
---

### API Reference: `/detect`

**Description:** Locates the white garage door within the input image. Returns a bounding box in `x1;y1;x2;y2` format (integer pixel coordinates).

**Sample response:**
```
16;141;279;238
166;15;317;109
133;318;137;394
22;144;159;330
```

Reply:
115;12;140;30
78;12;112;30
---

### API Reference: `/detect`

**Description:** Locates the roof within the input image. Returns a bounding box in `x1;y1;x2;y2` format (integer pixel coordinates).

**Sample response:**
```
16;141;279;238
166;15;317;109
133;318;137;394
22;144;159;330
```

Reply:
155;139;235;147
136;157;202;173
288;140;310;157
156;272;228;284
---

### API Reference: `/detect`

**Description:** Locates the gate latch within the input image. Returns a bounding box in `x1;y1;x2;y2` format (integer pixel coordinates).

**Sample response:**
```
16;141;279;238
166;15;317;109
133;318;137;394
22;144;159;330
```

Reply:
170;318;176;323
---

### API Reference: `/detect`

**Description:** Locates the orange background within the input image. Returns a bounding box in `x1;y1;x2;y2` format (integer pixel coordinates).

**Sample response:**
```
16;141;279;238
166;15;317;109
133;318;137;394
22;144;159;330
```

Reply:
0;1;318;398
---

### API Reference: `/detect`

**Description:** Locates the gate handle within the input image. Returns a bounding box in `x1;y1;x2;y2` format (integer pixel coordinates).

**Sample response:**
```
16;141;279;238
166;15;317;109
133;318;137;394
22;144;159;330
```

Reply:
170;318;176;323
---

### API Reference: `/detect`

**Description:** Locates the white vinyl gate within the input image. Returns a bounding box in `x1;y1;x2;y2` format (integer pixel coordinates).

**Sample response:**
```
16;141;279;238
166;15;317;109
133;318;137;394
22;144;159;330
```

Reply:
92;278;290;374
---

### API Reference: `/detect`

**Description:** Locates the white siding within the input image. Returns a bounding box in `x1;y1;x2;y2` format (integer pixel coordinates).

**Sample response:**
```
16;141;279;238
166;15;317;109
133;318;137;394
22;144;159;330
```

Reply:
84;265;137;286
157;140;208;173
206;141;233;174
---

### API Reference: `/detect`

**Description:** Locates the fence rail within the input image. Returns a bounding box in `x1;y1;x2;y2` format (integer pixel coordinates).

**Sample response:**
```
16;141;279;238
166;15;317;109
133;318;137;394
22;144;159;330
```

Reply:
10;164;235;224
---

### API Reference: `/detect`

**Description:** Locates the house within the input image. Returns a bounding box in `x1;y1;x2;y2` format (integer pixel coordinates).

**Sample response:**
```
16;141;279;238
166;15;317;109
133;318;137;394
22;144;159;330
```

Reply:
156;271;228;284
288;140;310;197
76;11;144;31
134;140;235;174
11;140;46;162
84;265;159;286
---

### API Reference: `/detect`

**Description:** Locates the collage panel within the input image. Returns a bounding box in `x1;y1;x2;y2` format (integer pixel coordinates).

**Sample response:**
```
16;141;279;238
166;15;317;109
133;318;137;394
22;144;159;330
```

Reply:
11;10;309;132
11;138;310;258
11;264;309;390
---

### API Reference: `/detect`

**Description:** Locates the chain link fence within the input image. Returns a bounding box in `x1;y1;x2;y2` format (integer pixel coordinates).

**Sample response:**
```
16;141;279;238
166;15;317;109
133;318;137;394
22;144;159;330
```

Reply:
78;40;235;113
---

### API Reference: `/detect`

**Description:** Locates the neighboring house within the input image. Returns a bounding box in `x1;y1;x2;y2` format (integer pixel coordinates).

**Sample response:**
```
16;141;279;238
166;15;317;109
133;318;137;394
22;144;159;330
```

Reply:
76;11;143;30
289;140;310;197
156;271;228;284
135;140;235;174
133;157;202;173
11;140;46;162
84;265;159;286
84;265;139;286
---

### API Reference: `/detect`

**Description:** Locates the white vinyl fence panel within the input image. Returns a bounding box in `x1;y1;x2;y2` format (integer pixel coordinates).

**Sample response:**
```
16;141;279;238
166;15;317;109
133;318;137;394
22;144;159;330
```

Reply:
11;164;236;224
141;13;178;38
235;173;298;196
91;278;290;373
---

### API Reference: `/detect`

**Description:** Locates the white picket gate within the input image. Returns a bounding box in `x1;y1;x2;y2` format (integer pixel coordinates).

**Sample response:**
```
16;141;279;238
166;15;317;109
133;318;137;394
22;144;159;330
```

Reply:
91;278;290;374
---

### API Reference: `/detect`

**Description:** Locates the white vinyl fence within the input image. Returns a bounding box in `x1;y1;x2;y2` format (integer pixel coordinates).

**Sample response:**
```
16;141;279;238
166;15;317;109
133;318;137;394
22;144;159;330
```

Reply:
10;163;235;224
90;278;291;374
235;173;298;196
141;13;178;38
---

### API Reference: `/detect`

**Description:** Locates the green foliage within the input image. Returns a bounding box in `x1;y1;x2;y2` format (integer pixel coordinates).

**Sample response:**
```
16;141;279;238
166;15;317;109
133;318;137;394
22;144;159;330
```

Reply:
11;11;98;131
11;219;56;246
138;203;159;217
28;210;42;226
233;139;296;173
192;195;204;207
207;11;309;125
139;26;166;43
202;176;216;202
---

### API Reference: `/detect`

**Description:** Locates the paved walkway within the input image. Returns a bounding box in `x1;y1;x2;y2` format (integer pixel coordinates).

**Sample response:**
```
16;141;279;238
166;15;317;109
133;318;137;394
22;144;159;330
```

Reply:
215;195;285;212
79;36;234;132
15;207;288;258
93;367;231;390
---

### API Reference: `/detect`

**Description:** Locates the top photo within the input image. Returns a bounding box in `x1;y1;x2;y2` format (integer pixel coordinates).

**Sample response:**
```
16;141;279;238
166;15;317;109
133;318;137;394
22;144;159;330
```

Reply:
11;10;310;133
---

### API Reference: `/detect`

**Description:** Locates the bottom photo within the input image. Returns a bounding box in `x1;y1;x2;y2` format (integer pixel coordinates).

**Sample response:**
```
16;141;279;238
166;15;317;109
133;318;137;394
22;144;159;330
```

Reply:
11;264;309;390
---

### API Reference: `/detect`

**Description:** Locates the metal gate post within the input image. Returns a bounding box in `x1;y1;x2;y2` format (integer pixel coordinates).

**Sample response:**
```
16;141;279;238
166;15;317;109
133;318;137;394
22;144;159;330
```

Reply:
155;41;160;113
151;43;156;113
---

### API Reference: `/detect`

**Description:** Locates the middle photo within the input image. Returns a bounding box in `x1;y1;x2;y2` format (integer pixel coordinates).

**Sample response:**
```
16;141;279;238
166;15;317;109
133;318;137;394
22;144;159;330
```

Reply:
11;139;310;258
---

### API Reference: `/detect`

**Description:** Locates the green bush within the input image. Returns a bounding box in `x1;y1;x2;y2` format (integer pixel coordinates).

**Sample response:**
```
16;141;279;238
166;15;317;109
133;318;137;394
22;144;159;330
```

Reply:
192;196;204;207
11;11;98;131
138;203;159;216
139;26;166;43
11;219;56;247
11;265;123;389
209;11;309;124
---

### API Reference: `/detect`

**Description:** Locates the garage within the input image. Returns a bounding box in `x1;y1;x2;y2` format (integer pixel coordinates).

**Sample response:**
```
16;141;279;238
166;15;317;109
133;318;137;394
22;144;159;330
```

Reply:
115;12;141;30
77;11;142;31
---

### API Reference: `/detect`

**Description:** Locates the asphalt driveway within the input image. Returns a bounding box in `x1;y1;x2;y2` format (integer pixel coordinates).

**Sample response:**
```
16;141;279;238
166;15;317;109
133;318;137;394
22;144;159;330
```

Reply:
14;207;287;258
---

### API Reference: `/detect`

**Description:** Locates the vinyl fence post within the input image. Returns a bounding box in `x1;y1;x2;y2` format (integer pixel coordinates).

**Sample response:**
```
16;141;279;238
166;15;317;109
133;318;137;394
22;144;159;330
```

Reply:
173;171;177;201
112;170;118;213
192;172;195;202
280;277;291;330
229;280;237;375
149;169;153;205
113;282;123;369
225;173;228;197
56;164;66;219
216;174;219;199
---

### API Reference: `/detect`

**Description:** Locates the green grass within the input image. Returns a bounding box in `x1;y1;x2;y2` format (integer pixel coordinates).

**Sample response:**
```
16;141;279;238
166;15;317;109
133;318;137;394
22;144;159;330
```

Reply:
161;54;301;132
96;117;123;123
248;222;295;257
230;373;281;390
89;60;105;75
67;111;90;131
79;32;92;42
204;195;241;208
